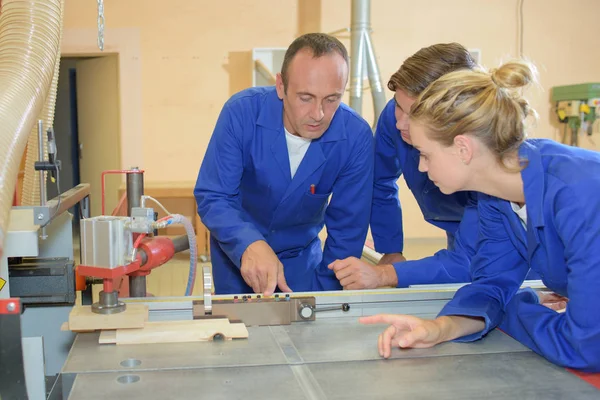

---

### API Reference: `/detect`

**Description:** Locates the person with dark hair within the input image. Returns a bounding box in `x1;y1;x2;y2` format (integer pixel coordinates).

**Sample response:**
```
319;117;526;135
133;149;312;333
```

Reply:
330;43;539;290
195;33;373;295
361;60;600;372
330;43;479;289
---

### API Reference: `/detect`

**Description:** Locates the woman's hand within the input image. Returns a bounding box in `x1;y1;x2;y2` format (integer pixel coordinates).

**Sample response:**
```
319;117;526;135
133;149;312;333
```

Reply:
360;314;486;358
359;314;444;358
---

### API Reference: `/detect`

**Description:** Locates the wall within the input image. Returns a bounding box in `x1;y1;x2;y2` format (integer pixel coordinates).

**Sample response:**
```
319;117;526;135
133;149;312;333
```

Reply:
321;0;600;238
62;0;299;181
61;0;600;240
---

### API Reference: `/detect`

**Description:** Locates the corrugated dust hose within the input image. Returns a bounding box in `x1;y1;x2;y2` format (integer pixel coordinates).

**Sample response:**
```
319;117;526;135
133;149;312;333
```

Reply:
0;0;64;257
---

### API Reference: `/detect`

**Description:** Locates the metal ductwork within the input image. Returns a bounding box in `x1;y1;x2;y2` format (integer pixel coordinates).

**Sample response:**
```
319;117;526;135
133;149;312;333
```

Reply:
349;0;386;129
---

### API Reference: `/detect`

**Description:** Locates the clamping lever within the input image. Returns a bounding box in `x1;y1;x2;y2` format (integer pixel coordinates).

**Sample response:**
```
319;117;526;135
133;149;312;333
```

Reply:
298;302;350;320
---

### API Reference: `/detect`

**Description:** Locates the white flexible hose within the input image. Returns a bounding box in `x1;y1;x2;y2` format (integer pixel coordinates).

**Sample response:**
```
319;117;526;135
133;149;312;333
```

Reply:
159;214;197;296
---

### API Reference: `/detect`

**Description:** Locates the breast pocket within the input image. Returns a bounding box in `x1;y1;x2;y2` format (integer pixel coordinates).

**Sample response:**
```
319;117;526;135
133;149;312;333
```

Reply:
299;191;331;224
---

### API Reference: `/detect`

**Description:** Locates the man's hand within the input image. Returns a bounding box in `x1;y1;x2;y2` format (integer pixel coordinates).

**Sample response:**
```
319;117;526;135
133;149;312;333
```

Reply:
328;257;398;289
240;240;292;296
378;252;406;266
537;291;568;312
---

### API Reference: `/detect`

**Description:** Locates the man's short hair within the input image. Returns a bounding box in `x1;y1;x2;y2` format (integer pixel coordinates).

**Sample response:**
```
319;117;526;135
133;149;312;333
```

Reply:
280;33;349;92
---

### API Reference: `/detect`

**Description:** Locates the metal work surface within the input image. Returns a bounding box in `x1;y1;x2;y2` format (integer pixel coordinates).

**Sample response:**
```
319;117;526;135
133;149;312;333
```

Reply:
63;341;598;400
275;319;530;364
67;367;309;400
59;290;598;399
306;352;599;400
61;319;598;399
63;321;528;374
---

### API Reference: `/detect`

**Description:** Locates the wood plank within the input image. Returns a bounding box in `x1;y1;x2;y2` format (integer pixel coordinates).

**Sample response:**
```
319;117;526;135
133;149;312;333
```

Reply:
68;304;149;331
298;0;322;35
227;51;253;96
99;330;117;344
101;319;248;345
60;322;95;333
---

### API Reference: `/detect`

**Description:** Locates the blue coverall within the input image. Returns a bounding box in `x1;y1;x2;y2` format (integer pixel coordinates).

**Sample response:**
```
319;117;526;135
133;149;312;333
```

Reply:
439;139;600;372
195;87;374;294
371;99;478;286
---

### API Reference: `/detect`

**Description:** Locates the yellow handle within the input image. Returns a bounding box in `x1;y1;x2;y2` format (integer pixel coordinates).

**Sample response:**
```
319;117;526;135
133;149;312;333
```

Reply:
580;103;591;114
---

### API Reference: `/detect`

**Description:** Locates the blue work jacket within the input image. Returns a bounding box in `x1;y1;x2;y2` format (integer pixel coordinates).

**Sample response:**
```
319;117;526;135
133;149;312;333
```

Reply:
371;99;477;286
439;139;600;372
195;87;374;294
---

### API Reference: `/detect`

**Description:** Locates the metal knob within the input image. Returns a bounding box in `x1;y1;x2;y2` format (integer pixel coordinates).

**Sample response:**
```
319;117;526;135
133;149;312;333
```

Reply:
298;303;350;320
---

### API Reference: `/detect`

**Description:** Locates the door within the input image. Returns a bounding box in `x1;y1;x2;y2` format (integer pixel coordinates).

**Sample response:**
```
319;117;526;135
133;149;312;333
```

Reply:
76;55;121;217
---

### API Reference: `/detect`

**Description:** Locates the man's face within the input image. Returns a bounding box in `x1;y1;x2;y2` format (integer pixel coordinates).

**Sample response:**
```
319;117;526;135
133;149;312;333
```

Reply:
394;89;416;145
276;49;348;140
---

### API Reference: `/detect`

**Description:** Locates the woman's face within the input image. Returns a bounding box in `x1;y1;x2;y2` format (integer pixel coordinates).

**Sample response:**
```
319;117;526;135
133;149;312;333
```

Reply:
394;89;416;145
409;122;471;194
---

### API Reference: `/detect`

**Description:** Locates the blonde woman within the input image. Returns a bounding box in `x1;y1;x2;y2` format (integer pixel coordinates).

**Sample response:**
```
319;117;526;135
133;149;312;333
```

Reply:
361;60;600;372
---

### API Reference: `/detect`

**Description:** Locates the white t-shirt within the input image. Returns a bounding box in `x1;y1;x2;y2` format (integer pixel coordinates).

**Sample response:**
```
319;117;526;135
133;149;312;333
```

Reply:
511;202;527;229
285;127;312;178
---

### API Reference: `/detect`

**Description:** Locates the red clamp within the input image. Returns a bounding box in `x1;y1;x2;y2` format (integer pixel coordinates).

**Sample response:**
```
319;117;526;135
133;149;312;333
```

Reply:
77;236;176;291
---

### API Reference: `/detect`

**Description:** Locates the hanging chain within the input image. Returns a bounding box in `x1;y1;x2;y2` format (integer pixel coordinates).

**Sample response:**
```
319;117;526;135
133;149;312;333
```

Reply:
97;0;105;51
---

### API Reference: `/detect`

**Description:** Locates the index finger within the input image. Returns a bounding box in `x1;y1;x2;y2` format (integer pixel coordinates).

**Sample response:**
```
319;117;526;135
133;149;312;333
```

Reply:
262;268;278;297
329;259;352;273
359;314;408;326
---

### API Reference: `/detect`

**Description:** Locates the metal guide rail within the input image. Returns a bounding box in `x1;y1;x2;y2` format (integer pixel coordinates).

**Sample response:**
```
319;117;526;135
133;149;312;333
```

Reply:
49;287;598;399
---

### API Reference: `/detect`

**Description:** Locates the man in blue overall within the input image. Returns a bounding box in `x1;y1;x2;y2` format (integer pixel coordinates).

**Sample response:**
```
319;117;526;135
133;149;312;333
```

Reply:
330;43;539;290
195;33;374;295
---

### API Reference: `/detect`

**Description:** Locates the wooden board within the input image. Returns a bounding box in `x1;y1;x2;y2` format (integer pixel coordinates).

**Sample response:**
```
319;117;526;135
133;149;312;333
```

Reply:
68;304;149;331
98;330;117;344
60;322;96;333
98;319;248;345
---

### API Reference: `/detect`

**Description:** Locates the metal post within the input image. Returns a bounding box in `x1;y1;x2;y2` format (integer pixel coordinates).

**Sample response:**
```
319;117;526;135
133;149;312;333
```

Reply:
79;195;91;266
129;277;146;298
81;195;90;219
38;120;48;239
126;168;146;297
364;32;386;126
126;168;143;216
349;0;385;129
349;0;369;115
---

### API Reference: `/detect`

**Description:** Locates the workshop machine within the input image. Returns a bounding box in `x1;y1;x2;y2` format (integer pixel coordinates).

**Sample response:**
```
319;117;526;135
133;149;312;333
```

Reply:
552;83;600;147
0;117;201;399
1;1;599;399
1;119;92;391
